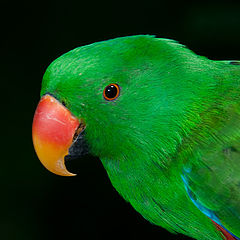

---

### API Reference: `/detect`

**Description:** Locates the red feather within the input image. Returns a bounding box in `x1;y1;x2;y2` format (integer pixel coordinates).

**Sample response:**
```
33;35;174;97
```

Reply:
212;220;237;240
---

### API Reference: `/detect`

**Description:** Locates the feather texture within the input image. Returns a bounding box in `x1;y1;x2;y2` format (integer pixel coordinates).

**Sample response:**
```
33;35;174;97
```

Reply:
212;220;239;240
40;36;240;239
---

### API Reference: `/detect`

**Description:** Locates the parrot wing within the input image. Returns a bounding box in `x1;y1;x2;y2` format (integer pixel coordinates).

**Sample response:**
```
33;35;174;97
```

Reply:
181;105;240;239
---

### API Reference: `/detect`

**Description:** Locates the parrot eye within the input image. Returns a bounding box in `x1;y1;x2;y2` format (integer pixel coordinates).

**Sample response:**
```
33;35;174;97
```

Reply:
103;84;120;101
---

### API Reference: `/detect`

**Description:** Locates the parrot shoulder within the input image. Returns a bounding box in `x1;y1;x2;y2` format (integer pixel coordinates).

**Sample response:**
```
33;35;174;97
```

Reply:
181;102;240;239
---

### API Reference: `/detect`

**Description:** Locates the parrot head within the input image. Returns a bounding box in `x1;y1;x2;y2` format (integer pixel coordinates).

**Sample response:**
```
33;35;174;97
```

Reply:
32;35;204;178
32;35;240;240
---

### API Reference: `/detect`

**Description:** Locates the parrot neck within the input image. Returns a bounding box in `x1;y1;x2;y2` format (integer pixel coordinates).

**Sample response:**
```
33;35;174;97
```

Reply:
101;152;223;240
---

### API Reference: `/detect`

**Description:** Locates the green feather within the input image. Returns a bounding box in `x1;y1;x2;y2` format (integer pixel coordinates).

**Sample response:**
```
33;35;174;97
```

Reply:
40;35;240;239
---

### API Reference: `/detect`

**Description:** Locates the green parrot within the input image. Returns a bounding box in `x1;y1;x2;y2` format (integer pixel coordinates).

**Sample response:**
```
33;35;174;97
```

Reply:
32;35;240;240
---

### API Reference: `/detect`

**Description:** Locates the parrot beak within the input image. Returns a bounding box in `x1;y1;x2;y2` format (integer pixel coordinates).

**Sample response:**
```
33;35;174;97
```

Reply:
32;94;85;176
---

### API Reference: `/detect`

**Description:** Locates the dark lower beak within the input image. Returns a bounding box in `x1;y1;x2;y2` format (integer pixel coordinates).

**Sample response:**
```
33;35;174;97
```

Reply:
64;129;89;162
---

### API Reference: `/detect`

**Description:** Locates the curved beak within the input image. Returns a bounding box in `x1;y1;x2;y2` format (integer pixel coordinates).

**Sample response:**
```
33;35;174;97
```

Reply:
32;94;80;176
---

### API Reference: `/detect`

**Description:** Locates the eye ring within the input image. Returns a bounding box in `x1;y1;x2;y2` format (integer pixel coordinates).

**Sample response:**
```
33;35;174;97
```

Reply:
103;83;120;101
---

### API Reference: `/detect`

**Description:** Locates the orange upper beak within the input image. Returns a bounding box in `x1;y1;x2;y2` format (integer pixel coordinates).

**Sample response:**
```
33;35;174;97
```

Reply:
32;94;80;176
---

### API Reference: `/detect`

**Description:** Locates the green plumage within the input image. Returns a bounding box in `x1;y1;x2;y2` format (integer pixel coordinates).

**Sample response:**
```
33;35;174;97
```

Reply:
41;35;240;239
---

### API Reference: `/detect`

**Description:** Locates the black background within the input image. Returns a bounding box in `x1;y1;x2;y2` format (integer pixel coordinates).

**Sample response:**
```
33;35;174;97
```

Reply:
2;1;240;240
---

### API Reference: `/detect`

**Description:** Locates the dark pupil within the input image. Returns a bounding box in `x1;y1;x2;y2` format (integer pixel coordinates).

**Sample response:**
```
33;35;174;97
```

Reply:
105;85;117;99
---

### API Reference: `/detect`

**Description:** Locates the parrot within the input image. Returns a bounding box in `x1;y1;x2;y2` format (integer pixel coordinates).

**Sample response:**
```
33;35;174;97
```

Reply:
32;35;240;240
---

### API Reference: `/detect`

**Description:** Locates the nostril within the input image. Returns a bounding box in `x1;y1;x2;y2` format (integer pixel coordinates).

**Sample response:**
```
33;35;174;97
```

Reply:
61;101;67;107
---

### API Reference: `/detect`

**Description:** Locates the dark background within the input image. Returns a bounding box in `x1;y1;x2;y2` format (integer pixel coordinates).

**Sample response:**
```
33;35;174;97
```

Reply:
2;1;240;240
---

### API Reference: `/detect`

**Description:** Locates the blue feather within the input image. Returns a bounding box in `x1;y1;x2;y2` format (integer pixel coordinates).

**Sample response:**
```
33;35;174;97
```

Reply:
181;173;240;240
